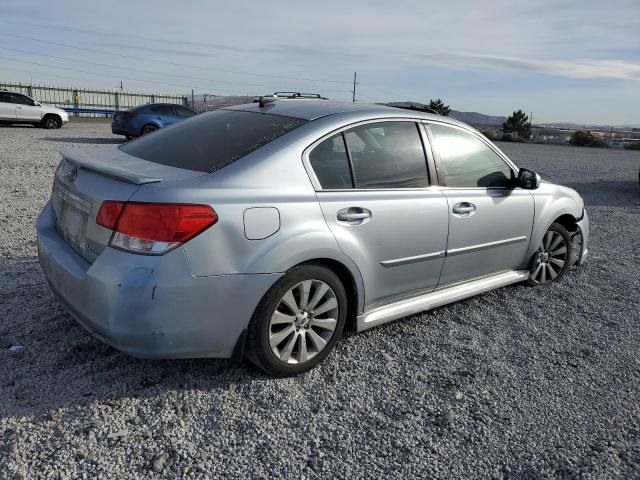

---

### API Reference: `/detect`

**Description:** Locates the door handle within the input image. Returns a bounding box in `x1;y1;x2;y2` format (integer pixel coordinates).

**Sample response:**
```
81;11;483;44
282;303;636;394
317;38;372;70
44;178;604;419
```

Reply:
337;207;372;224
452;202;476;217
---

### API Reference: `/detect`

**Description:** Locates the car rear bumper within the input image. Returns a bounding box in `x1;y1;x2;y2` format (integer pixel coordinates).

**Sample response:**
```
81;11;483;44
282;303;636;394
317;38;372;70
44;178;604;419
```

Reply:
37;202;280;359
111;123;131;136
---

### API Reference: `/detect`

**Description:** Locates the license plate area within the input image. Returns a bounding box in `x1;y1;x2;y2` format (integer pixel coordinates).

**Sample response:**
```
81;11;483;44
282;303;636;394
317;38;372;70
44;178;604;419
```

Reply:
52;182;92;255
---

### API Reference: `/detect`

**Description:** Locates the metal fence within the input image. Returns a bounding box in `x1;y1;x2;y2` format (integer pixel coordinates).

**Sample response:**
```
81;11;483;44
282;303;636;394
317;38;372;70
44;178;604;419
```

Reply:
0;82;187;118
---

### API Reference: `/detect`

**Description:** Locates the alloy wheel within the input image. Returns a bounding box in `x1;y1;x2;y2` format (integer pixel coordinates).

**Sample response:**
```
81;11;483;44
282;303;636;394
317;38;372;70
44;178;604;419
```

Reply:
530;230;569;284
268;279;339;364
44;117;59;129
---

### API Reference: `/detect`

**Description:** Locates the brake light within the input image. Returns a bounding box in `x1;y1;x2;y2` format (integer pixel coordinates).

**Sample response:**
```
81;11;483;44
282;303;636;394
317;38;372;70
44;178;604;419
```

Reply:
96;202;217;255
122;111;138;119
96;201;125;229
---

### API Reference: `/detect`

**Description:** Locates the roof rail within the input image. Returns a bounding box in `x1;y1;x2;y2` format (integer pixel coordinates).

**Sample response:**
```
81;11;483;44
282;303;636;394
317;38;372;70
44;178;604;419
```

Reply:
273;92;327;99
253;91;328;107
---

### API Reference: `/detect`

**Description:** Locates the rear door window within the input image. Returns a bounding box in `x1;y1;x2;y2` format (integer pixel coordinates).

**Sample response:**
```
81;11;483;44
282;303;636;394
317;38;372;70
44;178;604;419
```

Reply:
0;92;12;103
308;133;353;189
176;107;196;118
120;110;308;173
344;121;429;189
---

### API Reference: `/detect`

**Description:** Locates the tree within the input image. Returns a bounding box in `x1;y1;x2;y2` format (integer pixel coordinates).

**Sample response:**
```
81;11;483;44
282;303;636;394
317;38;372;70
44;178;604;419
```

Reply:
429;98;451;116
502;110;531;140
570;130;606;148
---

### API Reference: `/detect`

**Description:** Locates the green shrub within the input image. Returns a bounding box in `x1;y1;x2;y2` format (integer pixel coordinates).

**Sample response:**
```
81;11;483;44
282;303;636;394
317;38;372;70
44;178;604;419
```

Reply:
569;130;606;148
625;141;640;150
480;130;497;141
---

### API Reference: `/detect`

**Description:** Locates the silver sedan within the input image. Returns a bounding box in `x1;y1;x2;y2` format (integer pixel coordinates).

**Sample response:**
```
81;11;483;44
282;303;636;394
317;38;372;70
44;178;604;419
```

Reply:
37;98;589;376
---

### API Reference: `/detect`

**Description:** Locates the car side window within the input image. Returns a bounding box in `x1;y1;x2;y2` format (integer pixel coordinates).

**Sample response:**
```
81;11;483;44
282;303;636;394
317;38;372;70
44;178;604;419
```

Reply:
344;122;429;189
429;123;514;188
308;133;353;189
150;105;174;115
0;92;11;103
11;94;35;106
176;107;196;118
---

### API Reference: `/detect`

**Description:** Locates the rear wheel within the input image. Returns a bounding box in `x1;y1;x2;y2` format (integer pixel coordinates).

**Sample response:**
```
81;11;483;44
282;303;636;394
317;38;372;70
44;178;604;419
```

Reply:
245;264;347;376
527;222;572;286
42;115;61;129
141;124;158;136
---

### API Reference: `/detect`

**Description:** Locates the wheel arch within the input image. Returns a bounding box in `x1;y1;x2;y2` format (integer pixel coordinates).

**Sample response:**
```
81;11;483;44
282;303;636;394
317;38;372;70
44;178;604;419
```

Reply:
296;257;362;332
42;113;62;127
140;122;161;135
524;186;583;270
552;213;580;234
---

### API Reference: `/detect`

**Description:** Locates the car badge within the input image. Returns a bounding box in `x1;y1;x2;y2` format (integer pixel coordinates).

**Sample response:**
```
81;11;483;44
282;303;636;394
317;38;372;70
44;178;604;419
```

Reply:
62;166;78;183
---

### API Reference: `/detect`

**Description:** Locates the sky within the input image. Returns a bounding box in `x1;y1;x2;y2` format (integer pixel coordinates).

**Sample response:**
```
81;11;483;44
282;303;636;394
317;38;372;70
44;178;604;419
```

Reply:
0;0;639;125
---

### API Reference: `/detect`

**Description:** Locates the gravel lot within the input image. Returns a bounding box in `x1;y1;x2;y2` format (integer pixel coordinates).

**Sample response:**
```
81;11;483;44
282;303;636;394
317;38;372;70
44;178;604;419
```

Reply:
0;120;639;479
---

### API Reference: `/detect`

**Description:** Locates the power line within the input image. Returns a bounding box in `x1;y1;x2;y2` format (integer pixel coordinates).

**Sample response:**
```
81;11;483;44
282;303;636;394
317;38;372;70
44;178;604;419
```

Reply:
0;55;244;96
359;84;414;100
0;32;349;86
0;45;350;95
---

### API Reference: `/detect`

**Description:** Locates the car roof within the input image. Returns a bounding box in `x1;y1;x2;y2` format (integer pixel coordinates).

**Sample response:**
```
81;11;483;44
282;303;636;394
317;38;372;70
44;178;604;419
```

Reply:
223;99;468;127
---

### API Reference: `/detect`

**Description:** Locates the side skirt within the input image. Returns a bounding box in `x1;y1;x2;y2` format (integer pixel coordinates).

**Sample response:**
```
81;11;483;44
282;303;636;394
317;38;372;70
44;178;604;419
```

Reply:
356;270;530;331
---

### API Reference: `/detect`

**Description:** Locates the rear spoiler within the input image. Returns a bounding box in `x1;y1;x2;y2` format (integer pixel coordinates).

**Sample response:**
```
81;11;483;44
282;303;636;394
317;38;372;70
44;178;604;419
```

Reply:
61;148;163;185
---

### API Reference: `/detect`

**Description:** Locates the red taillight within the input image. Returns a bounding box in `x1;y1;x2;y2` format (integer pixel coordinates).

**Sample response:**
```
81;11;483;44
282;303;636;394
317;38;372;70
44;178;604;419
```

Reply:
122;111;138;119
96;201;125;229
96;201;217;254
117;203;217;243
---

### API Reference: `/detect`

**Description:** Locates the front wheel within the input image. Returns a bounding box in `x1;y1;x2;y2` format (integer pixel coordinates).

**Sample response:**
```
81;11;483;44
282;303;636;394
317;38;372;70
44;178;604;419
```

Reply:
245;264;347;376
42;115;61;129
527;222;572;286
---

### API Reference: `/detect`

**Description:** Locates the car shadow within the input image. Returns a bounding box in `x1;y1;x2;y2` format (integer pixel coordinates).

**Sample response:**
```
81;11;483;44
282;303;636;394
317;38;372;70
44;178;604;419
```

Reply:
565;180;640;208
42;137;125;144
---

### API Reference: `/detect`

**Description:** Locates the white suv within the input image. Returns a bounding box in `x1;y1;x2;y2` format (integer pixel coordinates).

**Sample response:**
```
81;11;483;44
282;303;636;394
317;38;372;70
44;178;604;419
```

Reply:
0;90;69;129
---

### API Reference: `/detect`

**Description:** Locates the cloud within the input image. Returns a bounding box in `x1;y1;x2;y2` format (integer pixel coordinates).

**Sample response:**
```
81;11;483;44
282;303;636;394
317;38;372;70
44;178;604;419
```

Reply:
410;52;640;81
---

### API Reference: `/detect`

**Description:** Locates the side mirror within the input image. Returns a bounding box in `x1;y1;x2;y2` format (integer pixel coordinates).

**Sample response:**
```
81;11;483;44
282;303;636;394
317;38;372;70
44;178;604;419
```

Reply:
517;168;540;189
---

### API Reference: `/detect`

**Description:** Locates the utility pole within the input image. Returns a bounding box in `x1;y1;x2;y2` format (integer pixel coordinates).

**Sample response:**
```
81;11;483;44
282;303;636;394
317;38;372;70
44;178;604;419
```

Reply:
191;89;195;108
120;80;123;91
351;72;358;103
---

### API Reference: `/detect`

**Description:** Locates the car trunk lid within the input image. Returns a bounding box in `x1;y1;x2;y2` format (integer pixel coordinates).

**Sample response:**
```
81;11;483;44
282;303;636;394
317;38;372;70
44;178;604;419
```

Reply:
52;148;207;263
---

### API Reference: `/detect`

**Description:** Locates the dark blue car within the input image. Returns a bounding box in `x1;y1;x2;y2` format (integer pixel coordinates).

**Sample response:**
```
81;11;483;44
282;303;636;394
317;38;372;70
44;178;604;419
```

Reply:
111;103;197;139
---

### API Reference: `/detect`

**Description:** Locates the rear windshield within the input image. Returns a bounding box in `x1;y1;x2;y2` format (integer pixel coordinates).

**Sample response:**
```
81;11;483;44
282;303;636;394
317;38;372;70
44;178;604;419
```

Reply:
119;109;308;173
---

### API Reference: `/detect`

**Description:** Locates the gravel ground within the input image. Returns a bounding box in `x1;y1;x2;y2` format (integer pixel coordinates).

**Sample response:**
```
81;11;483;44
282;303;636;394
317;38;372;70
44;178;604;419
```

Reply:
0;121;639;479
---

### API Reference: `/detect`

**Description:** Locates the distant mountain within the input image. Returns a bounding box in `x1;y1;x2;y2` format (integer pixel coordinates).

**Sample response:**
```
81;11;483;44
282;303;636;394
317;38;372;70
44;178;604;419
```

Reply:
383;102;506;126
449;110;507;126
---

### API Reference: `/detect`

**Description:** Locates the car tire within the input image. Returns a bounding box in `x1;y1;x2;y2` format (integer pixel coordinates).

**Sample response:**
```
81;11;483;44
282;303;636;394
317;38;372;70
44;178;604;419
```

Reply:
42;115;61;129
245;264;347;376
527;222;572;286
141;124;158;136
